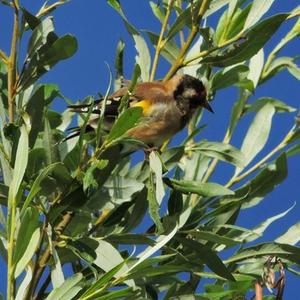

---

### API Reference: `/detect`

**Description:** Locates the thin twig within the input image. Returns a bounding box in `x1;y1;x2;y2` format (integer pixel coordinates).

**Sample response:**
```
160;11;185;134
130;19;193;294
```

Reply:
163;0;212;81
150;0;176;81
26;211;74;299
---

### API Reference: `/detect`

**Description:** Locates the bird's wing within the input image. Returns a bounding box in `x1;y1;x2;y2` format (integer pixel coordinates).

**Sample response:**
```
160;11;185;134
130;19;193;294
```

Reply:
68;82;170;117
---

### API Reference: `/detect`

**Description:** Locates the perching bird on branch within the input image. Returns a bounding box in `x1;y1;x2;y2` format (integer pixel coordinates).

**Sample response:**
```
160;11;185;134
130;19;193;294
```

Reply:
66;74;213;147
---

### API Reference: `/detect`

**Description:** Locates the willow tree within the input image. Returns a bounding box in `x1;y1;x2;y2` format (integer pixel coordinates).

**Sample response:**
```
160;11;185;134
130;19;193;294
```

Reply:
0;0;300;299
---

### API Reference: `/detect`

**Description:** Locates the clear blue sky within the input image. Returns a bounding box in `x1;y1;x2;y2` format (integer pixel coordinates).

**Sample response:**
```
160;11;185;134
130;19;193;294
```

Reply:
0;0;299;298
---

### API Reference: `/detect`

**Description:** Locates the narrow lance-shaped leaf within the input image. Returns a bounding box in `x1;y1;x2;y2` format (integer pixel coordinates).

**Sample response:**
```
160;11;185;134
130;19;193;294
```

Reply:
15;267;33;300
202;14;288;67
149;151;165;205
247;48;264;88
45;273;83;300
93;240;135;287
147;171;164;234
234;153;288;209
165;178;234;197
189;141;246;168
245;97;296;114
105;107;143;143
21;162;62;215
14;207;40;277
276;222;300;245
234;103;275;176
179;237;235;281
127;225;178;274
243;0;276;30
108;0;151;81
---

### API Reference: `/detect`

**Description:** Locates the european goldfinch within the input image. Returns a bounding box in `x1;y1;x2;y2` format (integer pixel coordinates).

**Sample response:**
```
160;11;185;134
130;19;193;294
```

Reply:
67;74;213;147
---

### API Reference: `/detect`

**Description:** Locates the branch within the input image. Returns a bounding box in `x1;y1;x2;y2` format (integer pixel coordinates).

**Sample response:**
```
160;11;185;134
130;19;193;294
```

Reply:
150;0;176;81
25;211;74;299
164;0;212;81
7;0;20;124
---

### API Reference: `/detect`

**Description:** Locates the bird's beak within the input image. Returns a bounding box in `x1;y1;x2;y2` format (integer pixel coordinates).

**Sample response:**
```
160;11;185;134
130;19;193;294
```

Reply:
203;100;214;113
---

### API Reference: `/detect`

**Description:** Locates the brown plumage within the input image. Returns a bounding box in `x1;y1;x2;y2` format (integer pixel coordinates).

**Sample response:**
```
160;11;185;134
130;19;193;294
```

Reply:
67;74;213;147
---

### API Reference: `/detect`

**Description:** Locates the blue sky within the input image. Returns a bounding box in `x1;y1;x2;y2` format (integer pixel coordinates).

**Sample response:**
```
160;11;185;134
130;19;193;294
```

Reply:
0;0;299;298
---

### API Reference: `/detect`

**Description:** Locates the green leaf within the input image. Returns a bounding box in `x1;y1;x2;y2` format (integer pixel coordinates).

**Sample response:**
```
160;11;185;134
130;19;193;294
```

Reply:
114;39;125;80
46;273;83;300
187;230;239;247
128;225;178;273
243;0;276;30
211;65;250;91
106;233;155;246
287;144;300;157
19;34;78;90
14;207;40;277
108;0;150;81
189;141;245;168
16;267;33;300
80;261;127;299
234;153;287;208
22;8;40;30
166;8;192;42
262;56;299;82
247;48;264;88
93;240;134;287
235;103;275;176
149;151;165;205
149;1;165;23
228;90;249;138
225;242;300;265
165;178;234;197
216;4;251;45
105;107;143;143
204;0;231;18
202;14;288;67
92;287;135;300
147;171;164;233
27;16;54;57
133;35;151;82
8;125;28;204
180;237;235;281
42;35;78;66
276;222;300;245
245;97;296;114
145;31;180;64
226;203;296;244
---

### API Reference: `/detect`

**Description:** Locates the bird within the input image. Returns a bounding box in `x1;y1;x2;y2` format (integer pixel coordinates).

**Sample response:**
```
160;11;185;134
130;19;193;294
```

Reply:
66;74;213;148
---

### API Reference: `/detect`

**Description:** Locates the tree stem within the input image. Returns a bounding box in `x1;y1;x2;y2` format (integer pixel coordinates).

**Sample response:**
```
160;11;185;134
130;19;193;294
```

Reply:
7;0;19;124
7;3;20;299
150;0;175;81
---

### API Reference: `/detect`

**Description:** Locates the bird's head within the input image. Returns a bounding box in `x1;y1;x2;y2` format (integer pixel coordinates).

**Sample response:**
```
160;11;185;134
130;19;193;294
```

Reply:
174;74;213;113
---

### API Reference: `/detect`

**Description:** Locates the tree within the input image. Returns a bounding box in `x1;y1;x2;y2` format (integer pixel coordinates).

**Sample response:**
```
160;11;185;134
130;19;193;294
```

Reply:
0;0;300;299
